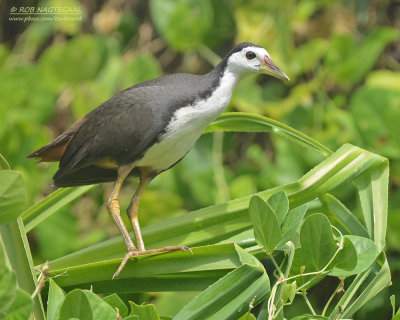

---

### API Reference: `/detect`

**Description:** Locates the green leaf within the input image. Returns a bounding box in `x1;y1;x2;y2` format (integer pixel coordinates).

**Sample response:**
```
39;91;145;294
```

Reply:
333;253;391;318
278;204;307;247
174;264;269;320
48;244;259;293
391;295;400;319
330;235;378;277
205;112;332;157
237;312;256;320
300;214;336;272
103;293;128;318
331;237;357;273
282;281;297;304
4;289;33;320
356;160;388;252
0;270;17;318
47;279;65;320
249;196;281;251
0;171;26;224
128;301;159;320
83;290;117;320
267;191;289;225
59;290;93;320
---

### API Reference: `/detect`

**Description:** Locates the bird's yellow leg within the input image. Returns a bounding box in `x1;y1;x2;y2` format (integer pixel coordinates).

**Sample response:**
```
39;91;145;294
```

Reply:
126;168;153;251
126;168;192;251
106;164;137;279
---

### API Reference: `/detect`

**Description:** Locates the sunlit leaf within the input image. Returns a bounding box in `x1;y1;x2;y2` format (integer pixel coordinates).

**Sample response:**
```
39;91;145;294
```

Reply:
267;190;289;225
47;279;65;320
332;237;357;273
300;214;336;272
128;301;159;320
249;196;281;252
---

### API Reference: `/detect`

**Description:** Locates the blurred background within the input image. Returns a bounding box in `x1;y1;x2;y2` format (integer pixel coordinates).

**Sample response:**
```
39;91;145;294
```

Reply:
1;0;399;318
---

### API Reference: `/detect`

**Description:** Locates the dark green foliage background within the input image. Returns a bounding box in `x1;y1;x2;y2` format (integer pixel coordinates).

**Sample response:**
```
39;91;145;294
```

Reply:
1;0;399;318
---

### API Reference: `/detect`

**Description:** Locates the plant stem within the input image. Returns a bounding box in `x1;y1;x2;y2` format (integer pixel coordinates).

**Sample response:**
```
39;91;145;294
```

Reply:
322;282;342;316
270;254;284;278
267;239;343;319
301;290;316;315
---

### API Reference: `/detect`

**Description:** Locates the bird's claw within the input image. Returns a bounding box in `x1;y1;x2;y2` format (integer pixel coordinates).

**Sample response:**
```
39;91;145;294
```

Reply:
112;245;193;279
112;249;138;279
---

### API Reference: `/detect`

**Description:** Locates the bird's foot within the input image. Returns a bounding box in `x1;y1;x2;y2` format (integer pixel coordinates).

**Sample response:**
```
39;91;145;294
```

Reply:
137;245;193;256
112;245;192;279
113;248;139;279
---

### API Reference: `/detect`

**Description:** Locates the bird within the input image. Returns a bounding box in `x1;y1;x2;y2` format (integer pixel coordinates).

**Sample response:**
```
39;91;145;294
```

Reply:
28;42;289;278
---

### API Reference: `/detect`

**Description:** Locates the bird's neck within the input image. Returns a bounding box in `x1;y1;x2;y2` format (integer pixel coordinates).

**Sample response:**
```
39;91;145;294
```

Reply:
207;60;241;101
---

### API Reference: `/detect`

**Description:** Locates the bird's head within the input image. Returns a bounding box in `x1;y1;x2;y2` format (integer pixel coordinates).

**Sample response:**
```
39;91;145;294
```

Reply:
225;42;290;82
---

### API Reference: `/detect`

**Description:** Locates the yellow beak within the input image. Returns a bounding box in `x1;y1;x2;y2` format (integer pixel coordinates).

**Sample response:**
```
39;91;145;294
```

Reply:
260;55;290;82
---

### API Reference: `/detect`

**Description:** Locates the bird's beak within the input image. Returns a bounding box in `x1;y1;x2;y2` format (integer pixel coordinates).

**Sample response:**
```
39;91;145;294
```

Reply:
260;55;290;82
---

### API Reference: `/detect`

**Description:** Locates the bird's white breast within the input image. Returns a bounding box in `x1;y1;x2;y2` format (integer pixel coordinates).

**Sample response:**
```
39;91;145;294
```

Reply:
135;69;239;172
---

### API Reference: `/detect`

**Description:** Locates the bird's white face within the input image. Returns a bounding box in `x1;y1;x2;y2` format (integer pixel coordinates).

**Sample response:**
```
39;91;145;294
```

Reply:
227;46;290;82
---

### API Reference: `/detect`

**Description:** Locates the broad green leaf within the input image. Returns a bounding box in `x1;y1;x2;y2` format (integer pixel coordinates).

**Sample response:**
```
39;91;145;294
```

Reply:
83;290;117;320
249;196;281;251
205;112;332;157
300;214;336;272
59;290;93;320
0;171;26;224
128;301;159;320
174;264;269;320
330;235;378;277
48;244;260;293
267;191;289;225
331;237;357;273
277;204;307;247
103;293;128;318
4;289;33;320
47;279;65;320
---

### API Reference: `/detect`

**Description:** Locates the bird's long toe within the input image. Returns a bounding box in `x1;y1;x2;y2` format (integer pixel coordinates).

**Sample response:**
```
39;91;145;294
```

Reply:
113;248;139;279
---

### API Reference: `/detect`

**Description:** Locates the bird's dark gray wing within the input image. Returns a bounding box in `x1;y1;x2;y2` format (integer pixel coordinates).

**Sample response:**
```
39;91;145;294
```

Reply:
54;74;205;181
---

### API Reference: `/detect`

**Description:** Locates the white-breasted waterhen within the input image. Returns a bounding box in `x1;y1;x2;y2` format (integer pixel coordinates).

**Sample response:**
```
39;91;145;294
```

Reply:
28;42;289;278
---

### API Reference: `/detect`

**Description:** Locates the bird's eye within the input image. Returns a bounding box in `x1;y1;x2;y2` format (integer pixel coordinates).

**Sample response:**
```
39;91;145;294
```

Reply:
246;51;256;60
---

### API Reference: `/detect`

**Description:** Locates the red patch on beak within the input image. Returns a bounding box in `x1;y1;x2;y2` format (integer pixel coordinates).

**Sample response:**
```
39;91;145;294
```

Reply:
264;55;272;66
